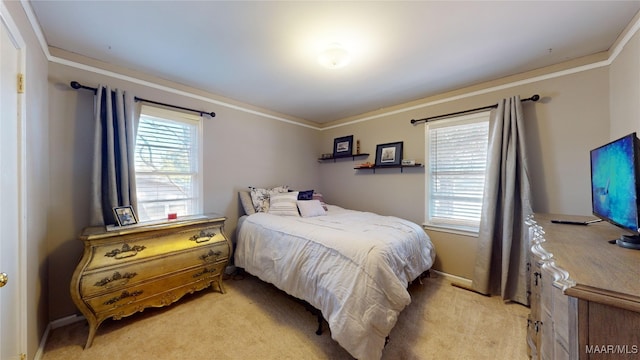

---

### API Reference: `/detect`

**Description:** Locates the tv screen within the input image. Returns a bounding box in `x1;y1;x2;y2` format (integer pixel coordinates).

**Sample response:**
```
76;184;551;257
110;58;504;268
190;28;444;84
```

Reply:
590;132;640;237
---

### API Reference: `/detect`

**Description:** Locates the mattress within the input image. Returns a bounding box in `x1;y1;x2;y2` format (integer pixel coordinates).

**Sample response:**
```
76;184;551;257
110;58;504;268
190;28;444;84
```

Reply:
234;205;436;360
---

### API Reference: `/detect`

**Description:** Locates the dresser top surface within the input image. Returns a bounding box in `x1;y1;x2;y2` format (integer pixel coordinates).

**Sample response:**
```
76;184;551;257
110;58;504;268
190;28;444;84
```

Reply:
532;213;640;302
82;213;226;239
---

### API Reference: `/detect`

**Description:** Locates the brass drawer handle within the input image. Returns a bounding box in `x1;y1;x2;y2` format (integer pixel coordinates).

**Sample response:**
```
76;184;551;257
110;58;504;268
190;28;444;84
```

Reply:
103;289;143;306
189;230;216;243
199;249;222;262
94;271;138;288
104;244;146;259
193;266;219;278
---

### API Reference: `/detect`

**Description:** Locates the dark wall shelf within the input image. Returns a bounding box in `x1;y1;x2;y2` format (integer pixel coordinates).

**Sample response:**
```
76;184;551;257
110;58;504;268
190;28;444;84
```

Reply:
354;164;423;173
318;153;369;162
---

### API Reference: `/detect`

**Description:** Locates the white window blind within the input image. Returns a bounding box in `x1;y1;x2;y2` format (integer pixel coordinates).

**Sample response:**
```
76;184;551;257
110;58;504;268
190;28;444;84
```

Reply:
425;112;490;233
135;105;203;222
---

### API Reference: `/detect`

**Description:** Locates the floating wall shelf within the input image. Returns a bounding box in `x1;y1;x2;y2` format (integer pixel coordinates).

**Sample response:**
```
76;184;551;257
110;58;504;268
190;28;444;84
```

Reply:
318;153;369;162
354;164;423;173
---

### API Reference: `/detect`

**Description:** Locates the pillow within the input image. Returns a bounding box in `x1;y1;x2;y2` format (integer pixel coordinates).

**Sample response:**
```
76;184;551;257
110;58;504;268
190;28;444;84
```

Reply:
269;192;300;216
297;200;327;218
249;186;289;213
238;191;256;215
297;189;314;200
312;192;328;211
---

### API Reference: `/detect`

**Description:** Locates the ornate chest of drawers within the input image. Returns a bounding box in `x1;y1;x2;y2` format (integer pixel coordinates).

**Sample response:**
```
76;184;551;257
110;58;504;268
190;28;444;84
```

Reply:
527;214;640;360
70;214;231;348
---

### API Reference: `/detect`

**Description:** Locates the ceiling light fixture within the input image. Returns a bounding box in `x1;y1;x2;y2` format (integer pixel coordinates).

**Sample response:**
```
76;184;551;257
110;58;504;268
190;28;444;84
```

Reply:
318;43;350;69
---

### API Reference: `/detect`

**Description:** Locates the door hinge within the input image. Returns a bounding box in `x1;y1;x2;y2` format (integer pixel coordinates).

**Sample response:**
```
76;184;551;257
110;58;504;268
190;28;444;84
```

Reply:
17;73;24;93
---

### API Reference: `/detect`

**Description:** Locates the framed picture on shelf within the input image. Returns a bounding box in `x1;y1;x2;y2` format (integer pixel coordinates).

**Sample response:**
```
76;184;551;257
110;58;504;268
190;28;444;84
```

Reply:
333;135;354;157
113;205;138;226
375;141;403;166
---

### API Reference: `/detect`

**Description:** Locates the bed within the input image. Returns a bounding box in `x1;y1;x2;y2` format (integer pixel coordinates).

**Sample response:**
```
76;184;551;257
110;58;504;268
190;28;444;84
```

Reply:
234;188;436;360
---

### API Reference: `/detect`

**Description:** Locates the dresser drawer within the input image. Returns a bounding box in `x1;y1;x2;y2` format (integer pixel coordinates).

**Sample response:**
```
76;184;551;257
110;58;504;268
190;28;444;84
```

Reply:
541;266;554;314
86;226;226;270
554;338;570;360
86;261;226;315
552;284;569;344
96;265;224;321
80;241;229;298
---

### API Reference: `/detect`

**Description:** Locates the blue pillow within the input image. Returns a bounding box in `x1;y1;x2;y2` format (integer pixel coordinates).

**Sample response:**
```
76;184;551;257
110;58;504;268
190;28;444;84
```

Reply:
297;189;314;200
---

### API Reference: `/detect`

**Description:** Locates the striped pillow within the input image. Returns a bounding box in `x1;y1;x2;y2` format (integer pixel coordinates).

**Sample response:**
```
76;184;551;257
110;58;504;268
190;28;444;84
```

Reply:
268;192;300;216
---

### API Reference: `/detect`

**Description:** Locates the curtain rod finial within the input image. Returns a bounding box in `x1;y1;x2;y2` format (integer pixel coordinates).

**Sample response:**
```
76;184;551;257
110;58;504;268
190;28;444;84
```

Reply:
70;81;81;89
531;94;540;101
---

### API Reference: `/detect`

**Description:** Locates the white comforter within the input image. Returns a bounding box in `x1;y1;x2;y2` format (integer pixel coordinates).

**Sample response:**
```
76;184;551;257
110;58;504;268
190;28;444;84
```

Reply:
234;205;436;360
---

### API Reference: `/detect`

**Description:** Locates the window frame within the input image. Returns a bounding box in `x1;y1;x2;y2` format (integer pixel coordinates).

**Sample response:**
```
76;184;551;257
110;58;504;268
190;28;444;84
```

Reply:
423;111;491;236
134;104;204;222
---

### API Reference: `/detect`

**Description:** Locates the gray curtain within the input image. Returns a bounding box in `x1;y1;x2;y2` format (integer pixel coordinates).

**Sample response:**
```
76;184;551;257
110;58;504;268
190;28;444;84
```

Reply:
89;85;139;226
471;95;532;305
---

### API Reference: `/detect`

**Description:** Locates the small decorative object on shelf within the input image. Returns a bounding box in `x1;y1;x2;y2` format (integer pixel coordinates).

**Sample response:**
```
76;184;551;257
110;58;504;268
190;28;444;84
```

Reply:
356;139;361;154
355;161;374;168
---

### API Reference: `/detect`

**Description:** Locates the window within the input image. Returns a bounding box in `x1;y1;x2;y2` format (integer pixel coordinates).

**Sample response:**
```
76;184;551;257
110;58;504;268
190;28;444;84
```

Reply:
135;105;203;221
425;111;490;234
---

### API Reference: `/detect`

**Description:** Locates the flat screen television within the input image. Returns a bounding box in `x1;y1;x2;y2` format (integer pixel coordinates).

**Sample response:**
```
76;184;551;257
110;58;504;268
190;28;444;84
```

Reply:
590;132;640;249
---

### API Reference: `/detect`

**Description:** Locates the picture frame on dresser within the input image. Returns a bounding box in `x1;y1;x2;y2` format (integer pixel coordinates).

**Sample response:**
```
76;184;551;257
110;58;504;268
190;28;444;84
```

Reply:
113;205;138;226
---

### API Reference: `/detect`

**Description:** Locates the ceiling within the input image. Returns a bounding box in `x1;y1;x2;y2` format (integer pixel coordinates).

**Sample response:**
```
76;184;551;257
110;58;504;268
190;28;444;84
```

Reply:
28;1;640;124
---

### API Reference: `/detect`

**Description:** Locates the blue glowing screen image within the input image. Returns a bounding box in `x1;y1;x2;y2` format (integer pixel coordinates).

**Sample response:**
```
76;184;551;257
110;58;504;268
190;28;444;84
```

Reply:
590;134;639;233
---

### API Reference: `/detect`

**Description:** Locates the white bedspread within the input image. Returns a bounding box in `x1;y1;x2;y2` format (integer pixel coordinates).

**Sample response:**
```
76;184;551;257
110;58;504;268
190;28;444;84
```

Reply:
234;205;436;360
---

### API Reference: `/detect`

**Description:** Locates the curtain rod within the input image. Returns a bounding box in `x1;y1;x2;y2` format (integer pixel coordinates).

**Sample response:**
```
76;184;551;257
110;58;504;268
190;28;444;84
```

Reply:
410;94;540;125
70;81;216;117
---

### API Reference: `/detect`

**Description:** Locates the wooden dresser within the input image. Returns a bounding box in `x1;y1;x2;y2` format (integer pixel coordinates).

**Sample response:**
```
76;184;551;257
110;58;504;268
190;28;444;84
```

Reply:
527;213;640;359
70;214;231;348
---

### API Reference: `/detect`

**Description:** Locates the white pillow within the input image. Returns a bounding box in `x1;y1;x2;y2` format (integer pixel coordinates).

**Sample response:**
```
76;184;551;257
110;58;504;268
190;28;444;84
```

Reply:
297;200;327;218
269;192;300;216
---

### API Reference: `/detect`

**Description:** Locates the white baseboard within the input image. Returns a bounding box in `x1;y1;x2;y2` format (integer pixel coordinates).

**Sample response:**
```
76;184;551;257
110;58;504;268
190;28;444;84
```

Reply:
50;314;86;329
431;269;473;288
34;314;85;360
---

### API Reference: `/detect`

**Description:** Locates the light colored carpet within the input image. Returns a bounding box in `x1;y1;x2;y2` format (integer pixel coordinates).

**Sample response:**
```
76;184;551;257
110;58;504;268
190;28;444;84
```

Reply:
42;272;529;360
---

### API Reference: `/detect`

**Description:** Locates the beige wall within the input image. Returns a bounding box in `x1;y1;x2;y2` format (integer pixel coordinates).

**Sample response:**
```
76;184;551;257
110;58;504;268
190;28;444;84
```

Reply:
318;64;611;279
46;60;322;319
610;23;640;137
3;1;51;358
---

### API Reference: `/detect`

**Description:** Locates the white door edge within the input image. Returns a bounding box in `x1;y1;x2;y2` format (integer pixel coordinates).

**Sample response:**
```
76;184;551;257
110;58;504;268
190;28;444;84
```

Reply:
0;1;28;357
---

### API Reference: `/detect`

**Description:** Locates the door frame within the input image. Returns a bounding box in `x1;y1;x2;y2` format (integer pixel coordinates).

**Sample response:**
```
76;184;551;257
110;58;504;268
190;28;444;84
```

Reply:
0;1;28;357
